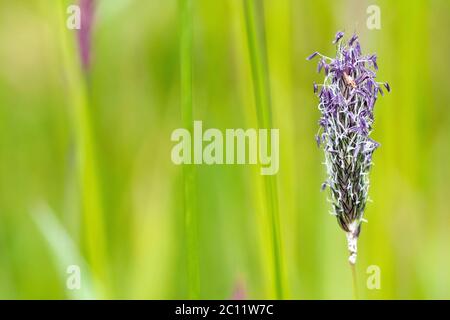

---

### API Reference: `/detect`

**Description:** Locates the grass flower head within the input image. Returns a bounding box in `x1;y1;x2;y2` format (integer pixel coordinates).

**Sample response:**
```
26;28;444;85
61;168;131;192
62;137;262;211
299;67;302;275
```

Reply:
308;31;389;265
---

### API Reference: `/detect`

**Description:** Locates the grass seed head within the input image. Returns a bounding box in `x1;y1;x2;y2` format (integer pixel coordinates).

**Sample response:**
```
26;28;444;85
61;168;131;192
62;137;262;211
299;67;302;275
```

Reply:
308;31;389;264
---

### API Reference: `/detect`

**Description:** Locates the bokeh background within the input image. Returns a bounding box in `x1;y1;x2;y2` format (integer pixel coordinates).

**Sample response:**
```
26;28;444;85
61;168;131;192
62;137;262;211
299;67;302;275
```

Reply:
0;0;449;299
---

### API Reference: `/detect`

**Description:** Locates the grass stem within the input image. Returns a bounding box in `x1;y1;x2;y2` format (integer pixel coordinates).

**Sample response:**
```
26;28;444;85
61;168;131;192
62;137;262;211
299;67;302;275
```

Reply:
350;263;359;300
179;0;200;299
56;0;109;297
243;0;285;299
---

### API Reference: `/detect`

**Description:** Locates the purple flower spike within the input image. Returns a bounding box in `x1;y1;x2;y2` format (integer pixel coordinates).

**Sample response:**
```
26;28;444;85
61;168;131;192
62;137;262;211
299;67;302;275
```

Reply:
308;31;389;265
77;0;95;72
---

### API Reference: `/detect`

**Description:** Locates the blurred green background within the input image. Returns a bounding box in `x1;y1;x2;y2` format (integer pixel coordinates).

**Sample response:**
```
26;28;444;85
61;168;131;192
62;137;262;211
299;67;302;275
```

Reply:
0;0;449;299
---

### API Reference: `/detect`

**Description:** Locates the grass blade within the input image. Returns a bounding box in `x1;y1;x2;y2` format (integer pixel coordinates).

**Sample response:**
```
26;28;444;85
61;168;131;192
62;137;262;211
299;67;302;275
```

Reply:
243;0;285;299
56;0;109;296
32;203;96;299
179;0;200;299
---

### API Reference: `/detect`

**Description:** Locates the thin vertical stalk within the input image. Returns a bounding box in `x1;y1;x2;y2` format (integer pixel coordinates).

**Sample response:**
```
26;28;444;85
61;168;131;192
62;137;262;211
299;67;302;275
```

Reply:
179;0;200;299
56;0;109;297
350;263;359;299
243;0;285;299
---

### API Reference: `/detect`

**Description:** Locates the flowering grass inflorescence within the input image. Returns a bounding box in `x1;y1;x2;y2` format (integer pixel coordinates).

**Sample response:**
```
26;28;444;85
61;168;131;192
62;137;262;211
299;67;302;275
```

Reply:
308;31;389;265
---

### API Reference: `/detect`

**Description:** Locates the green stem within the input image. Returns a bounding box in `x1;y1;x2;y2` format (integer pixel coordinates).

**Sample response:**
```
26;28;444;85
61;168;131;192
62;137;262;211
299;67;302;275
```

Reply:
56;1;109;297
350;263;359;300
243;0;285;299
179;0;200;299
